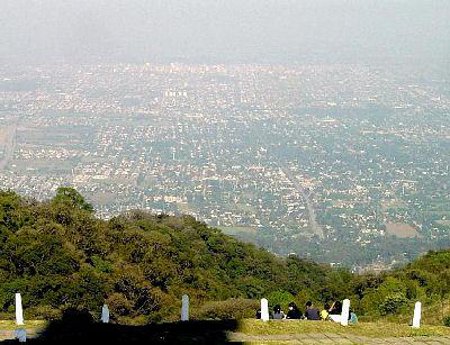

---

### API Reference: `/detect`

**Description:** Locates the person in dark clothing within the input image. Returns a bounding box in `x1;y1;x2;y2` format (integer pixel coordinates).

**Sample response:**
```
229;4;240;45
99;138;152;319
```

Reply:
328;300;342;315
304;301;320;320
286;302;302;319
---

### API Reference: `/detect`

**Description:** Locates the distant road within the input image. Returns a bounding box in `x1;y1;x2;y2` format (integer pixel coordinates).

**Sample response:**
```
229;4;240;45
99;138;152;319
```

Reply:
0;123;17;171
278;165;325;239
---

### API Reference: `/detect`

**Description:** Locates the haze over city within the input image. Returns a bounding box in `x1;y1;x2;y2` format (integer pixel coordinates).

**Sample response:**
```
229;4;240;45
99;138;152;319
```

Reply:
0;0;449;268
1;0;449;65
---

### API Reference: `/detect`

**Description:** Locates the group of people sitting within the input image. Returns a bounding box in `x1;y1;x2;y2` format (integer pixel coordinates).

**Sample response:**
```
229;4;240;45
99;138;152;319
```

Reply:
256;300;356;322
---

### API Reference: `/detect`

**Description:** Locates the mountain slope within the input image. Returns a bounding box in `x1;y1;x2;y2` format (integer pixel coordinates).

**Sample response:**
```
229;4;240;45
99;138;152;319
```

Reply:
0;188;449;325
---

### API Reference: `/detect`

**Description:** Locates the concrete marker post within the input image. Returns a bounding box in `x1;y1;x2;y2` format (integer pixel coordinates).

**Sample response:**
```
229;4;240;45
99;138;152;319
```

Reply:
341;299;350;326
261;298;269;321
181;294;189;321
412;301;421;328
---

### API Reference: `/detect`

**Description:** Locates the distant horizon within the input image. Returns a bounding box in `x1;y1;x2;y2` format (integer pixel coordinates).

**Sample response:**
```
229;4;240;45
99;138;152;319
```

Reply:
1;0;449;67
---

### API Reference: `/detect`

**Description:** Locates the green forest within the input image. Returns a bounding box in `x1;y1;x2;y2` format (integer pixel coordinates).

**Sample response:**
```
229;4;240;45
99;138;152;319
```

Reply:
0;188;449;325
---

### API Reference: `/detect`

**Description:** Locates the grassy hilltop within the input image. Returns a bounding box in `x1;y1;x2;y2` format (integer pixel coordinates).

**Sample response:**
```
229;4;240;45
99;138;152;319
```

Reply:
0;188;449;326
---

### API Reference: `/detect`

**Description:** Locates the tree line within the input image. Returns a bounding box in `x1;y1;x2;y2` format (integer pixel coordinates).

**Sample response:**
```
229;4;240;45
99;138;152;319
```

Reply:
0;188;448;325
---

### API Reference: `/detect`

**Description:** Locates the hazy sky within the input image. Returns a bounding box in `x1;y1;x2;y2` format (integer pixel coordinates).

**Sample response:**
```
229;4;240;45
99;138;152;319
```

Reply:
1;0;449;64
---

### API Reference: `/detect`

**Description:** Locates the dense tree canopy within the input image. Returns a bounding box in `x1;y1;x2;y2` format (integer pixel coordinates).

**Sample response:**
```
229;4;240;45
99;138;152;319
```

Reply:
0;189;449;324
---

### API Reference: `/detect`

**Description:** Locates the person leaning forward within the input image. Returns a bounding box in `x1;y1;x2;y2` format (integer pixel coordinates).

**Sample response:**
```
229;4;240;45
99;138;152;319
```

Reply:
286;302;302;319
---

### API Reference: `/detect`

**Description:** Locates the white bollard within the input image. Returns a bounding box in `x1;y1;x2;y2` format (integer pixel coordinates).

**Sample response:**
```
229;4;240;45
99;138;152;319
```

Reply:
340;299;350;326
101;304;110;323
15;293;24;326
181;294;189;321
412;301;422;328
261;298;269;322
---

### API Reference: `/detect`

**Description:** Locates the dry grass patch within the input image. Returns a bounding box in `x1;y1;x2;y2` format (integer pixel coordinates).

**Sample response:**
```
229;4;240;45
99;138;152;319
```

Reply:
0;320;47;331
238;319;450;338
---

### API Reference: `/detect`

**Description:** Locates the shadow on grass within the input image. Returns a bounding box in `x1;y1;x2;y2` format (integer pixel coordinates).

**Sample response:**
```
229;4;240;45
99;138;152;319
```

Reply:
0;309;242;344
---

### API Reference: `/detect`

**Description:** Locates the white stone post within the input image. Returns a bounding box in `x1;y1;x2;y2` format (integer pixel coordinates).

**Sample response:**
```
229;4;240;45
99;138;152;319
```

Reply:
15;293;24;326
340;299;350;326
261;298;269;321
101;304;110;323
412;301;421;328
181;294;189;321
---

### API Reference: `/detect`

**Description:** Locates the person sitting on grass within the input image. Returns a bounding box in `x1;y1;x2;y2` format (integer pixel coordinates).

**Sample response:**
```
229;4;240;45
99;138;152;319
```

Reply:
272;304;286;319
304;301;320;320
286;302;302;319
349;310;358;325
320;303;330;321
327;300;343;322
328;300;342;315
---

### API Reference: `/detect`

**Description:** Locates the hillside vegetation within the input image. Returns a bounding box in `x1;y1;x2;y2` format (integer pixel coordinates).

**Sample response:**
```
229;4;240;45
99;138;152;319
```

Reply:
0;188;449;325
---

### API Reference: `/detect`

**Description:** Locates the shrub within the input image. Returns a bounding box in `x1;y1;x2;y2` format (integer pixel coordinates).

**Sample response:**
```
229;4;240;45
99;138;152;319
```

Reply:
379;293;408;316
28;305;62;320
267;291;295;310
443;315;450;327
106;293;133;317
193;298;259;320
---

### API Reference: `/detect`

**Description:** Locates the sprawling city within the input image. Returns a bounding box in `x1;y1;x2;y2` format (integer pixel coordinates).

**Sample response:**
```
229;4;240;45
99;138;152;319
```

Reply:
0;62;449;269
